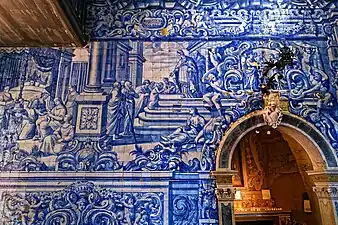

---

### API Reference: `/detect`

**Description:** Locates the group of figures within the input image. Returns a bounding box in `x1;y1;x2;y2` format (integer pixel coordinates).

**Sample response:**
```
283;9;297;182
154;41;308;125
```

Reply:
0;85;77;156
106;77;178;139
0;39;336;174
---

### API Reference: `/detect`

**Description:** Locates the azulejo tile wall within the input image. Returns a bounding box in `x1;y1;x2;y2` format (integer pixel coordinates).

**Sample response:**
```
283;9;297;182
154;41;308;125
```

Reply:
0;0;338;224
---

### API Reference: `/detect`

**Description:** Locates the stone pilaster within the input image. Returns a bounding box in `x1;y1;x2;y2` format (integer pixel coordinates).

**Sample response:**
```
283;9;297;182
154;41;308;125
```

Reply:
312;186;338;225
308;170;338;225
211;170;237;225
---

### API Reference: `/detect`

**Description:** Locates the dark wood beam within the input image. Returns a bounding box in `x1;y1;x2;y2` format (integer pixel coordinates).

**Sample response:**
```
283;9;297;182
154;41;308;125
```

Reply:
0;0;87;47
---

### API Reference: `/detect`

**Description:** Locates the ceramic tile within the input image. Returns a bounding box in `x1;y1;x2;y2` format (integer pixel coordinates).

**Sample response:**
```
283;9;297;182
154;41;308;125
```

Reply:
0;0;337;224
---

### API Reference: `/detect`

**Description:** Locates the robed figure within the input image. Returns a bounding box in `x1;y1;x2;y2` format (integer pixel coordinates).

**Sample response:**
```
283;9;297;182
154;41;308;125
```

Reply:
170;50;200;98
107;82;123;139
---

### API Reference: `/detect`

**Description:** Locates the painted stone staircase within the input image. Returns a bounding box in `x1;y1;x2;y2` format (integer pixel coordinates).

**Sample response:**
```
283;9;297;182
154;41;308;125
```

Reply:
134;94;237;135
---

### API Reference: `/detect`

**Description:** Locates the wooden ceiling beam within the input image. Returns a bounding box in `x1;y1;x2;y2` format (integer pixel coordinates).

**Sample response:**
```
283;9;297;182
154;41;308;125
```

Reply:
0;0;87;47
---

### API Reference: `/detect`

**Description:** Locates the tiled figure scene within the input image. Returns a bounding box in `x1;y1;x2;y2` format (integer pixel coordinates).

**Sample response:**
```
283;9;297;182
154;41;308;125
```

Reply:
1;0;338;224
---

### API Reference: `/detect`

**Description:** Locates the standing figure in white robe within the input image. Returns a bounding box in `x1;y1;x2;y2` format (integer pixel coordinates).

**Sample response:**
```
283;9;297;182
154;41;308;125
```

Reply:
121;81;139;136
64;86;77;117
0;86;14;129
107;82;123;139
170;50;200;98
134;80;151;118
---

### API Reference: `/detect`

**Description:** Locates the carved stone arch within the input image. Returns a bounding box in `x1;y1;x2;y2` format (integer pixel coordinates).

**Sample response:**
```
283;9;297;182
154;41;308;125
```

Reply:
216;111;338;170
212;111;338;225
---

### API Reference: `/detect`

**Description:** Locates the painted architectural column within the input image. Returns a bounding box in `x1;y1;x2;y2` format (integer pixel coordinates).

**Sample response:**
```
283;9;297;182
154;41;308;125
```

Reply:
55;49;73;101
211;171;237;225
129;41;146;87
84;41;104;92
75;41;109;140
99;41;108;85
102;41;115;85
71;48;89;93
115;41;132;82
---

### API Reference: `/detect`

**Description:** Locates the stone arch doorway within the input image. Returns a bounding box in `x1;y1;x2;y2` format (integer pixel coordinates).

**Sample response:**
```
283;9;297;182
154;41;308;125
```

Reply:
212;111;338;225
